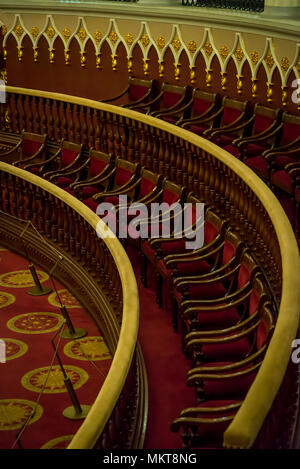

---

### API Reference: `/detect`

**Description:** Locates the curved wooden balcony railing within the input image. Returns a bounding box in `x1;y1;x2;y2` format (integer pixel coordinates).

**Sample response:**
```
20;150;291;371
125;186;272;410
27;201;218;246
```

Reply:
0;160;145;449
0;86;300;448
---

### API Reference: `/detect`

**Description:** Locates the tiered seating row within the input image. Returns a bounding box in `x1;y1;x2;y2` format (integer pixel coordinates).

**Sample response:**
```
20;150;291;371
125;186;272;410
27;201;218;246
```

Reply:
0;130;282;448
106;79;300;238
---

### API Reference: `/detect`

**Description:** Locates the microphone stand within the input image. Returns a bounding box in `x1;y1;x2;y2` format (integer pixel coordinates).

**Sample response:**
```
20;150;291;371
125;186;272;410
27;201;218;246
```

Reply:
19;221;52;296
51;327;91;420
49;256;87;340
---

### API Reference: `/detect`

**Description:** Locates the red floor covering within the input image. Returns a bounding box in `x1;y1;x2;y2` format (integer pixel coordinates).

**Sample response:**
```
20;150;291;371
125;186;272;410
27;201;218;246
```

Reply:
0;246;112;449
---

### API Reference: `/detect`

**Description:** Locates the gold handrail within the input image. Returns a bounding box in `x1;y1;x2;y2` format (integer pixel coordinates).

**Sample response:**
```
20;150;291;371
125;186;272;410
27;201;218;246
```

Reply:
2;86;300;448
0;161;139;449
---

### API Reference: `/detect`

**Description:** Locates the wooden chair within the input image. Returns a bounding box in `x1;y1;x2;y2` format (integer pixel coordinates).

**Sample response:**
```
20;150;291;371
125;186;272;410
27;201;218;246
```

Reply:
244;112;300;183
177;90;221;128
102;77;154;109
55;149;115;198
132;83;187;116
210;104;282;159
0;131;47;166
180;96;249;138
24;139;84;182
83;158;140;212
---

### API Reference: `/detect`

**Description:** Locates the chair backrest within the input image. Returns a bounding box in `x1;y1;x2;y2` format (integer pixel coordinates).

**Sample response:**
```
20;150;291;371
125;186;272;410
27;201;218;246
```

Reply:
191;89;220;118
237;251;260;289
138;169;163;198
128;77;153;102
61;140;83;167
252;105;281;136
204;208;226;244
221;230;244;266
113;158;140;189
88;150;112;177
220;97;250;127
21;132;47;157
280;112;300;146
256;302;275;349
160;83;187;110
162;179;187;205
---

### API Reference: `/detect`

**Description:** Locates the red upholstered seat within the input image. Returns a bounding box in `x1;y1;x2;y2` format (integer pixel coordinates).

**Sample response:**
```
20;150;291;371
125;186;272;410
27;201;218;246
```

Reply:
84;197;98;212
202;366;257;398
202;335;251;360
245;155;268;176
253;113;275;135
90;157;108;177
157;257;211;279
222;106;242;126
56;176;74;188
223;144;240;158
188;124;207;135
272;170;293;194
245;143;268;157
186;307;240;331
82;186;100;198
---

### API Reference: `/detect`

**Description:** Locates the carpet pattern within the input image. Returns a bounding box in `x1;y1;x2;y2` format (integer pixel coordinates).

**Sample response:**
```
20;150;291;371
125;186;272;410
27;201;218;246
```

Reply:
0;246;112;449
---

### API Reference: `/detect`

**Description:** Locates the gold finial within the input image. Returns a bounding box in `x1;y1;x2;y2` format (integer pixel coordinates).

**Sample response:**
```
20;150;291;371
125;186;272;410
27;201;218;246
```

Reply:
220;72;227;91
80;51;86;68
95;53;101;70
127;56;133;73
64;49;70;65
266;82;273;102
142;58;149;76
111;54;117;71
33;47;38;63
158;60;164;78
236;74;244;95
17;46;23;63
205;68;212;87
190;66;196;84
48;48;55;64
174;62;181;81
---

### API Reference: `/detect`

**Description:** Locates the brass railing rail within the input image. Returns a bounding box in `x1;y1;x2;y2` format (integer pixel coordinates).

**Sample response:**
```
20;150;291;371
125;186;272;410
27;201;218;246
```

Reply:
1;86;300;448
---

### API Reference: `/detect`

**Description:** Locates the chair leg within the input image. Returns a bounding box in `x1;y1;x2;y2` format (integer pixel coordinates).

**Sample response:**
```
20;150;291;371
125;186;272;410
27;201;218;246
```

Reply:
155;271;163;307
140;253;147;287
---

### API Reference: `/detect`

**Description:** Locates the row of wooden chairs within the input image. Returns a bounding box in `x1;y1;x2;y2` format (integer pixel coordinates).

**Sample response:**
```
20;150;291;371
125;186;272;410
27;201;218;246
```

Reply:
0;127;278;447
104;78;300;237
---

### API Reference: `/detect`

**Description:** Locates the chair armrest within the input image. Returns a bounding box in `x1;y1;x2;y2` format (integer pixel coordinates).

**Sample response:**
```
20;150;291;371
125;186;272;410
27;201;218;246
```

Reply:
175;262;240;290
131;91;164;110
151;95;187;117
124;89;152;108
233;120;279;147
23;149;59;171
186;361;261;387
101;86;130;103
182;107;224;128
92;173;140;202
49;157;90;182
210;115;255;138
203;113;247;138
0;140;22;156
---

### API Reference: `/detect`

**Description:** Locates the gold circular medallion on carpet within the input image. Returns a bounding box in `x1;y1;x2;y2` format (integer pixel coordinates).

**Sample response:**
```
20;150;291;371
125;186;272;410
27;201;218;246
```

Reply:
48;289;81;309
7;312;64;334
0;291;16;308
0;399;43;431
64;336;112;361
0;269;49;288
2;338;28;361
21;365;89;394
40;434;74;449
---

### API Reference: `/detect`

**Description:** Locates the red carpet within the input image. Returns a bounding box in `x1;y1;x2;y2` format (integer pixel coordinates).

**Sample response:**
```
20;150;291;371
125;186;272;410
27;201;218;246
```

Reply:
0;246;112;449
